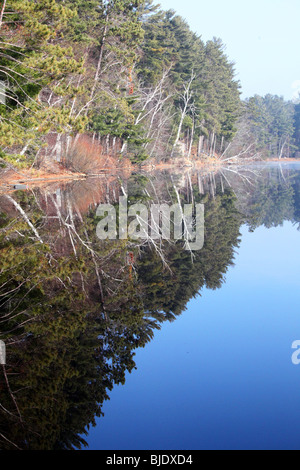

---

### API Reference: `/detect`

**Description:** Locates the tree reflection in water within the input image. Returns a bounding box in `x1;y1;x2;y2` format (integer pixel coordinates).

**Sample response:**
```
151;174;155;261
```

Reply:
0;164;300;449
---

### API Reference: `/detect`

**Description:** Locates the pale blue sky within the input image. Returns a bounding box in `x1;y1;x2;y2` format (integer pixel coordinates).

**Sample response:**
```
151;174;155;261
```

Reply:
156;0;300;101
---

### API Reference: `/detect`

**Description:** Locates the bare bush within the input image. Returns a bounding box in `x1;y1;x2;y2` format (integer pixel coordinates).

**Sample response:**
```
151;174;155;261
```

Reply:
64;135;119;174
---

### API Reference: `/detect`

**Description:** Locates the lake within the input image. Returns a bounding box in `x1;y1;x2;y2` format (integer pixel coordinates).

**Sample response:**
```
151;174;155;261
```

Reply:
0;162;300;450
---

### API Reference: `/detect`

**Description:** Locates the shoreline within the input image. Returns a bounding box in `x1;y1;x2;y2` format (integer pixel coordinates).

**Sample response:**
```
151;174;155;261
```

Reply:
1;157;300;192
0;159;224;190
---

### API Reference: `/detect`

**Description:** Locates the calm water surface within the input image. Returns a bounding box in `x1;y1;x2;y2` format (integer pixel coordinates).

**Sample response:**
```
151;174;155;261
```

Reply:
0;163;300;450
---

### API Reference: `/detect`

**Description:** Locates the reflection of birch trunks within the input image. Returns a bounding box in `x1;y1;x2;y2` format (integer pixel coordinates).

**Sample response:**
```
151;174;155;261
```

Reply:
5;195;44;244
0;80;6;105
0;0;7;28
0;340;6;365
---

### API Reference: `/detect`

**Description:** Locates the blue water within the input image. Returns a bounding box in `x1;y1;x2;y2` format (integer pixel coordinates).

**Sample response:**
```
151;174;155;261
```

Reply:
87;222;300;450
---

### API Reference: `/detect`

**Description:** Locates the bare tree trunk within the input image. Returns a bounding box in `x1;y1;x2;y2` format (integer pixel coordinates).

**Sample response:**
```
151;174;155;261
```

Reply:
197;135;204;157
205;137;209;155
186;128;189;153
220;136;224;152
172;111;187;155
121;141;127;154
278;138;287;159
135;66;172;126
69;70;86;118
187;118;195;159
213;134;217;156
209;132;215;156
71;133;81;153
20;140;32;156
106;134;110;154
52;133;62;162
172;73;195;156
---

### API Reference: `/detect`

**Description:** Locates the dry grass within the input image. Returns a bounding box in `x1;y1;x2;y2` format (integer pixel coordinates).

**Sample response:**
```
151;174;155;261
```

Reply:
64;135;132;174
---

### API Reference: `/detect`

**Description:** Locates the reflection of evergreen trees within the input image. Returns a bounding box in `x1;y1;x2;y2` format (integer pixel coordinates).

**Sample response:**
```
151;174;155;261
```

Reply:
1;166;300;449
290;173;300;230
236;167;300;230
138;188;241;316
